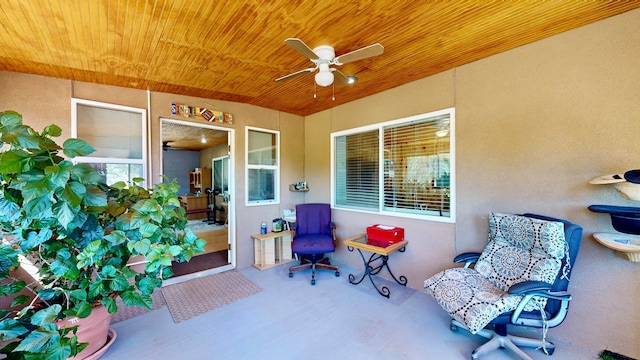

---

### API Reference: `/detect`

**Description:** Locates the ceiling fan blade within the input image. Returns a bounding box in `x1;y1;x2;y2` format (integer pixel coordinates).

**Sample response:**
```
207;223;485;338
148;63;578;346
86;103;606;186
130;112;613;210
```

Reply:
275;67;316;82
336;43;384;64
333;69;350;85
284;38;319;60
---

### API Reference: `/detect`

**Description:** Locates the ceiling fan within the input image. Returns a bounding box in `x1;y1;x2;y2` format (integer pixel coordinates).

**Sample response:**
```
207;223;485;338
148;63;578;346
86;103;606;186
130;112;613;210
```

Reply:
275;38;384;87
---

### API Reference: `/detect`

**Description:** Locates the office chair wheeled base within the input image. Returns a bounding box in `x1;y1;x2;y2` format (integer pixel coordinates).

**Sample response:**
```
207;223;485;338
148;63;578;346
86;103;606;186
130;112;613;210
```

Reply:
451;320;554;360
289;255;339;285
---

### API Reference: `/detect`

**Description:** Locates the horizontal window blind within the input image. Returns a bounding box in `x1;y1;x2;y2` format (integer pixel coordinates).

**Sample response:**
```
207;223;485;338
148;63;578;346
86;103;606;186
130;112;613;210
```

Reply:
332;108;454;221
383;115;450;217
335;130;379;210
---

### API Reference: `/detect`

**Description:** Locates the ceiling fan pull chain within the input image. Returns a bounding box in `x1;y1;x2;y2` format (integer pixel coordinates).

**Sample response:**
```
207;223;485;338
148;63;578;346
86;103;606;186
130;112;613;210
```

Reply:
313;82;317;99
332;83;335;101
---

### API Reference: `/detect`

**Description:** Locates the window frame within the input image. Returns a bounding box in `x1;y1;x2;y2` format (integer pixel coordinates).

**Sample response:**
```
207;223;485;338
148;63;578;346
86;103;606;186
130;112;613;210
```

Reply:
71;98;148;187
331;108;455;223
245;126;280;206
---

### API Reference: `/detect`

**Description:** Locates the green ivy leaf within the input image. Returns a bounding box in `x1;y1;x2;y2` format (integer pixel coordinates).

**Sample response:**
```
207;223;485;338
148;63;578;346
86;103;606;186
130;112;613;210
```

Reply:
10;294;30;308
3;125;41;150
0;149;29;174
101;265;116;278
127;238;151;255
44;343;72;360
45;161;72;188
138;277;162;295
30;304;62;326
61;181;86;208
43;124;62;137
104;230;127;246
50;257;71;277
0;110;22;127
73;301;93;319
38;288;57;301
109;181;127;190
70;163;103;184
0;244;19;277
22;193;55;219
0;318;28;341
109;273;130;292
69;289;87;303
131;199;159;214
120;291;153;310
0;280;26;296
83;187;107;208
88;281;106;299
14;323;60;353
21;228;53;250
167;197;181;207
139;222;159;238
52;200;76;229
101;297;117;314
62;138;95;158
0;198;20;223
168;245;183;256
77;240;104;268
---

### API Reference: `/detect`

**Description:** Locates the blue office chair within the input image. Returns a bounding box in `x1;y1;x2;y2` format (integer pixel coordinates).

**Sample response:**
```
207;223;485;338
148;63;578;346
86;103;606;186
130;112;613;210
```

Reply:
425;213;582;359
288;203;340;285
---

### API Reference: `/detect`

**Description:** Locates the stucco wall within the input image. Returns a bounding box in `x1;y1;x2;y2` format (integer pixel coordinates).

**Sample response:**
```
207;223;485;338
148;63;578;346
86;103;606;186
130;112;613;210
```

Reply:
303;9;640;357
0;72;305;275
2;7;638;357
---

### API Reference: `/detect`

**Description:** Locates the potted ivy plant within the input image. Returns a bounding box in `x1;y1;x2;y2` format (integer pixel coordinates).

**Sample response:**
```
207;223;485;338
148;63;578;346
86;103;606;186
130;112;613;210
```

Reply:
0;110;205;359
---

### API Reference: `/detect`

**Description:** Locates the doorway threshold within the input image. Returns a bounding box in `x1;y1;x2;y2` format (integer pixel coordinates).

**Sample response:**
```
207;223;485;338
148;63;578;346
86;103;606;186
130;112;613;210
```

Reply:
163;262;235;287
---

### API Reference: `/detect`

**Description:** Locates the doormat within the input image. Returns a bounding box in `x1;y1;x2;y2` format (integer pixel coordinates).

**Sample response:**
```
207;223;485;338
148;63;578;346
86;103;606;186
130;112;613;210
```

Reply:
110;290;166;324
161;270;262;323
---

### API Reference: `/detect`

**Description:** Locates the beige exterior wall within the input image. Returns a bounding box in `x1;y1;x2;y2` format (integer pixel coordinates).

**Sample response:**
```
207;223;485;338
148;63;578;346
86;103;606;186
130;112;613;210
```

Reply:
1;7;638;357
304;9;640;357
0;73;305;274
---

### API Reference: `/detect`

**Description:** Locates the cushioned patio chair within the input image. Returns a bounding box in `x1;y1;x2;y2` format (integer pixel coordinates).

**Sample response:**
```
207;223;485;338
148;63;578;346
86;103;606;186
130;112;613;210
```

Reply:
288;203;340;285
424;213;582;360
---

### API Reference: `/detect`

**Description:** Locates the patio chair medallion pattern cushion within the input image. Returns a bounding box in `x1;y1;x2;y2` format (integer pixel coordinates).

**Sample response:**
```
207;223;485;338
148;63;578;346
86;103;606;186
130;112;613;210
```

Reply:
424;213;566;334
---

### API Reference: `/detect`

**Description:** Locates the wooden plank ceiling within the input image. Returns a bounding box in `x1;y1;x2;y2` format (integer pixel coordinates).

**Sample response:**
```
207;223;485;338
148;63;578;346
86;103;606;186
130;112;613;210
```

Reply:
1;1;638;117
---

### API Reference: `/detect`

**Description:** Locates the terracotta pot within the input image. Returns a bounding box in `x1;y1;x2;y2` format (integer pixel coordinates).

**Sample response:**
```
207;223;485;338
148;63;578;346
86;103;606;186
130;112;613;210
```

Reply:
57;305;113;360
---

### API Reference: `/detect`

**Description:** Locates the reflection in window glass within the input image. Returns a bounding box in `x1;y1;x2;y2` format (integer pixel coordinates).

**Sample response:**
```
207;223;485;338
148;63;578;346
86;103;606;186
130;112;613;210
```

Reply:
72;99;147;187
213;156;229;193
247;130;276;166
85;163;143;185
383;115;451;218
247;169;275;201
332;108;455;222
246;127;279;205
76;104;143;159
334;130;379;211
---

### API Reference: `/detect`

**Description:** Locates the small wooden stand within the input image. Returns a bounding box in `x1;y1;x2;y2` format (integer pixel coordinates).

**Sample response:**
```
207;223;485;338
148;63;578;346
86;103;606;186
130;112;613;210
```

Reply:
251;230;294;270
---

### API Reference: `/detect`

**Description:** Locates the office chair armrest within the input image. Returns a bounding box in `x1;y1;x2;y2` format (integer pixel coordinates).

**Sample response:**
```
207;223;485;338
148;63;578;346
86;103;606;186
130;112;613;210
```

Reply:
454;252;481;268
509;281;572;326
509;281;571;299
509;280;552;294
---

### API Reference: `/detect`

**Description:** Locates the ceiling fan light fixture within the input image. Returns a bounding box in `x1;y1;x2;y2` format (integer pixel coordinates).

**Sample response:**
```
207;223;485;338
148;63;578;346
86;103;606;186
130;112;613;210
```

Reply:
315;70;334;87
347;76;358;84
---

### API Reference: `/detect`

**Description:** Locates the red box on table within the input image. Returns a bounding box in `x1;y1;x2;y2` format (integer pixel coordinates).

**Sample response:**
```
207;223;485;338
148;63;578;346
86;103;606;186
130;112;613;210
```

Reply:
366;224;404;247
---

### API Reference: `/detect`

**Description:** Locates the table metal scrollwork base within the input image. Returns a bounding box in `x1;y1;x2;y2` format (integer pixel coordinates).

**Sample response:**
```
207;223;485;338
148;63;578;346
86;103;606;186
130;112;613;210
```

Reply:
347;245;407;298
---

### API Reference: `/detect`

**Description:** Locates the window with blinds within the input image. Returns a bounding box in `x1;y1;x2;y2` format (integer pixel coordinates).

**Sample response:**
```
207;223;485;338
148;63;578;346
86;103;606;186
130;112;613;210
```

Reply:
332;108;454;222
334;129;379;210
